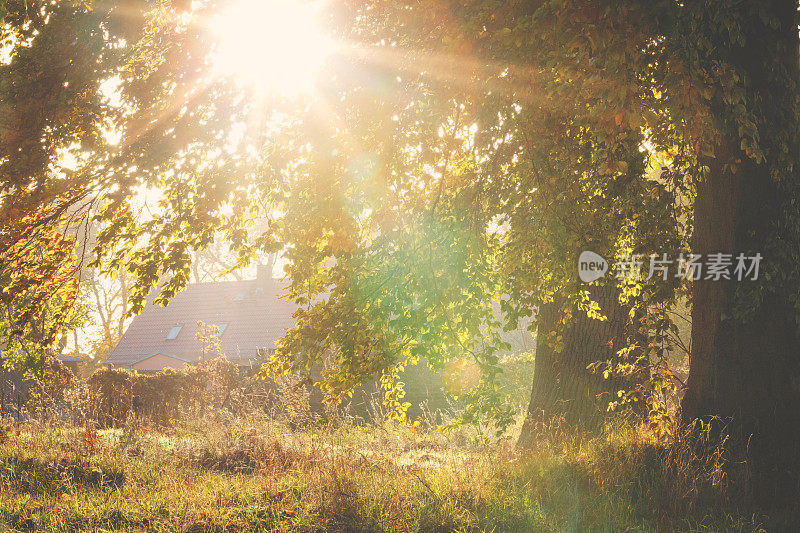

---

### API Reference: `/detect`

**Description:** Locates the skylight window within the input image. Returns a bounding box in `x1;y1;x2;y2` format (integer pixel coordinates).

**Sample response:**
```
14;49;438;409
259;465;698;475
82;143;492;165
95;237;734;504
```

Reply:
166;325;183;340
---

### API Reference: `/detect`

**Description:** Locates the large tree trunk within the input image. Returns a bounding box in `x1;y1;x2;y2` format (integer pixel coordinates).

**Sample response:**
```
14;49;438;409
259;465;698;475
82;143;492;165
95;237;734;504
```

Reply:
684;141;800;506
681;0;800;507
518;284;639;449
683;142;800;504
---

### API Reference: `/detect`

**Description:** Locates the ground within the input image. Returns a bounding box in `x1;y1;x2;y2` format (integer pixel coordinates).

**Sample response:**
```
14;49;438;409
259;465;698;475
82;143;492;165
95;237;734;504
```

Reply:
0;415;785;532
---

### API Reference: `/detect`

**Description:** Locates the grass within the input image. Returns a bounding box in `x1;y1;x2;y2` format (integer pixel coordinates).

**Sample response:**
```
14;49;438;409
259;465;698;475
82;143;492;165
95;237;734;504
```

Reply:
0;414;787;532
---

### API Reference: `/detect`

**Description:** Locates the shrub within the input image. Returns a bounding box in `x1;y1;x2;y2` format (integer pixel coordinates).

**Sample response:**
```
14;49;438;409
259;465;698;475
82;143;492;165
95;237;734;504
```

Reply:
79;367;133;427
25;357;76;411
76;357;242;427
188;356;241;410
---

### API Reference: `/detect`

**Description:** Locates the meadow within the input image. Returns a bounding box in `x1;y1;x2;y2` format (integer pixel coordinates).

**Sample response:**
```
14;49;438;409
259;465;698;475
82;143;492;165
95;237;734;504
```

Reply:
0;410;783;532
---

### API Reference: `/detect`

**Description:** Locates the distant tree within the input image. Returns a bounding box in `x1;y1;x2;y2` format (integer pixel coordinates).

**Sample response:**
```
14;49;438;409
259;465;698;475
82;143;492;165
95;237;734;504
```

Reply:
83;266;131;360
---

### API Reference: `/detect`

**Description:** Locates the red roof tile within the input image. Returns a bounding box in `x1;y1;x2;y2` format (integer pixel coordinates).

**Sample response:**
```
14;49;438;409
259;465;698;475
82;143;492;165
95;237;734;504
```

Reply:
108;278;297;367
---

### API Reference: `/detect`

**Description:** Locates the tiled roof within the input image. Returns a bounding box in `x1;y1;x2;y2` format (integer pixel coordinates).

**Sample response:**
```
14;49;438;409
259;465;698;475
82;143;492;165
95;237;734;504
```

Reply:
108;278;297;367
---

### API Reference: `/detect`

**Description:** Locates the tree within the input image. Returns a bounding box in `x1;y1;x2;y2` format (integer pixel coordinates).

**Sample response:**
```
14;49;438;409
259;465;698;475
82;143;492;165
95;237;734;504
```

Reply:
81;0;682;436
306;0;685;436
449;2;800;501
93;1;686;439
0;0;149;361
667;1;800;504
83;266;131;360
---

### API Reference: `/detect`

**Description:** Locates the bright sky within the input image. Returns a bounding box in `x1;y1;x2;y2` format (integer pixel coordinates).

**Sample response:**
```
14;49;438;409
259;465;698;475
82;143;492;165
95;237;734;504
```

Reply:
209;0;337;96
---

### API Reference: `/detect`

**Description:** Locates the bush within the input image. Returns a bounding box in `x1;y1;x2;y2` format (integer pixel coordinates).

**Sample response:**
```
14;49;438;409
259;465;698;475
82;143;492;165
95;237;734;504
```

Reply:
74;357;241;427
78;367;132;427
26;357;76;412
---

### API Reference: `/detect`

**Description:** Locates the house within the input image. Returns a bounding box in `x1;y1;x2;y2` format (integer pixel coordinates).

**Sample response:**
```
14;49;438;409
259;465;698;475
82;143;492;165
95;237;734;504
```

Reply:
107;262;537;420
107;265;296;373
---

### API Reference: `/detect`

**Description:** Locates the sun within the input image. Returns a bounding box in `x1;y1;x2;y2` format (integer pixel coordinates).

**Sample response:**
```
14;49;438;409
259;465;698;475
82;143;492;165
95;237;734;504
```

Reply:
211;0;335;96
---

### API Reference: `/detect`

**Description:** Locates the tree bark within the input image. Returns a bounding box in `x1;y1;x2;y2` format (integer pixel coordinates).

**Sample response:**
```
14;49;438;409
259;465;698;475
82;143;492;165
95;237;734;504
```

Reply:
518;284;640;448
683;141;800;504
681;0;800;506
684;141;800;506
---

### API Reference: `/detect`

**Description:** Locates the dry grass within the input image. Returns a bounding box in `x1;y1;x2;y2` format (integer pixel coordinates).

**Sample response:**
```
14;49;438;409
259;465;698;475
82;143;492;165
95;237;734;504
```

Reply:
0;413;786;532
